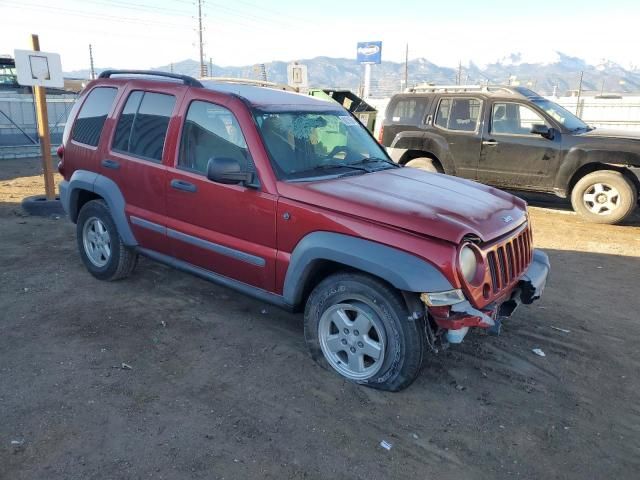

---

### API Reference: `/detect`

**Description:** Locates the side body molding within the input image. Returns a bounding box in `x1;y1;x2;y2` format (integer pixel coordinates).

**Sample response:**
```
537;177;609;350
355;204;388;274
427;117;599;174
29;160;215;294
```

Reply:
282;232;453;307
61;170;137;246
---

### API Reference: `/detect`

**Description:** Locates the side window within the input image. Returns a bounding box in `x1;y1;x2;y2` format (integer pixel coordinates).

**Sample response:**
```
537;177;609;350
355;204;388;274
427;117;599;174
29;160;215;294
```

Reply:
178;100;252;174
390;98;427;123
435;98;482;132
434;98;451;129
71;87;117;146
112;91;175;162
491;103;549;135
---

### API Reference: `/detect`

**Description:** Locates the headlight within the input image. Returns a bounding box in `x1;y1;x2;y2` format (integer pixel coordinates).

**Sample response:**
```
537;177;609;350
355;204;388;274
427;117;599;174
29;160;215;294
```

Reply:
459;245;478;283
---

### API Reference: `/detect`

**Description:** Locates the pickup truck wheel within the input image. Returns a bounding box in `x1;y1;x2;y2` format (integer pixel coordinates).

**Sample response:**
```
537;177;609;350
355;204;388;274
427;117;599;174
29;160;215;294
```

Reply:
304;272;425;392
405;157;440;173
76;200;138;281
570;170;637;224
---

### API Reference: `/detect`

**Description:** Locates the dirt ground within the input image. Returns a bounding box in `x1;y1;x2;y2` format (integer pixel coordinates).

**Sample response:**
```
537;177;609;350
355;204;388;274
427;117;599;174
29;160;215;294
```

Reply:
1;157;639;480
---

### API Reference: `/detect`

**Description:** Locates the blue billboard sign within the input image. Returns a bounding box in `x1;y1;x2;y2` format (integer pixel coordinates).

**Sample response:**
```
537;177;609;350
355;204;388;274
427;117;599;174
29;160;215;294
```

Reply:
357;41;382;64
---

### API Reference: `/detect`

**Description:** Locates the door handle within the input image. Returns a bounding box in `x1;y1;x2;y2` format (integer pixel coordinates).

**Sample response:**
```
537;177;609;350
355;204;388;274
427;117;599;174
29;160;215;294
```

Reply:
482;140;499;146
101;159;120;169
170;179;197;193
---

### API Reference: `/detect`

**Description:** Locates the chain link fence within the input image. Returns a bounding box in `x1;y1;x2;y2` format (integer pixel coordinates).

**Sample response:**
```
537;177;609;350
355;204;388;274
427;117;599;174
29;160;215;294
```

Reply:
0;92;78;158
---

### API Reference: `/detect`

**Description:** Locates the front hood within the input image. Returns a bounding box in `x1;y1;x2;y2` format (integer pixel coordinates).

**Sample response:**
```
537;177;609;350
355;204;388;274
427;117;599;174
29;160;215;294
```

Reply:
579;128;640;141
278;169;527;244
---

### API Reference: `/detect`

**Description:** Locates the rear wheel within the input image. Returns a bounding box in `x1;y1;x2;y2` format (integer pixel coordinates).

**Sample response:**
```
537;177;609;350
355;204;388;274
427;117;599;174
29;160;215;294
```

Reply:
405;157;441;173
304;272;425;391
570;170;637;224
76;200;138;281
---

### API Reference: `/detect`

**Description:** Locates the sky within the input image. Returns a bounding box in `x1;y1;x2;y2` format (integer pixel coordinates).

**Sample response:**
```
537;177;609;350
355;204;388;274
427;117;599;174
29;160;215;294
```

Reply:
0;0;638;72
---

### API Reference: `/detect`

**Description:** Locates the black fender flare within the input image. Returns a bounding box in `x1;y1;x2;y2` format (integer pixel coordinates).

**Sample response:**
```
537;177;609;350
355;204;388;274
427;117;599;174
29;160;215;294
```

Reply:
556;147;640;194
60;170;137;246
390;131;453;173
282;232;453;307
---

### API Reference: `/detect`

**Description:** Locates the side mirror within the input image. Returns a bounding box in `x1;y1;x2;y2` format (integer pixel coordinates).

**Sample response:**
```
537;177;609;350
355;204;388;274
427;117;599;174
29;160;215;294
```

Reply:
530;124;554;139
206;157;254;185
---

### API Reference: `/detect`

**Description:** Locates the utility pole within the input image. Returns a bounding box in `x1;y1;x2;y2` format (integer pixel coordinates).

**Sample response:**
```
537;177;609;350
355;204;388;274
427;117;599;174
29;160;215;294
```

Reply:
575;70;584;115
404;43;408;90
197;0;206;77
209;57;213;78
88;44;95;80
457;60;462;85
30;34;55;200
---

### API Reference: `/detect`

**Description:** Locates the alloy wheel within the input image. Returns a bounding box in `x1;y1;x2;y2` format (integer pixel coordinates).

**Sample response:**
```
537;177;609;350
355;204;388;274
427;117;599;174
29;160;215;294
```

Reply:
318;302;386;380
583;182;621;215
82;217;112;267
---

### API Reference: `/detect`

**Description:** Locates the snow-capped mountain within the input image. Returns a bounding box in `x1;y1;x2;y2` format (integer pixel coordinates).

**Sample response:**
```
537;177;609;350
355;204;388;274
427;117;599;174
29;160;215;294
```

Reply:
64;52;640;97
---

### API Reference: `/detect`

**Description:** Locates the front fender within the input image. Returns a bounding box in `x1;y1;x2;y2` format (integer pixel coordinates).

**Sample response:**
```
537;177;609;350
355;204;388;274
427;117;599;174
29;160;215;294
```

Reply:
282;232;453;307
556;146;640;193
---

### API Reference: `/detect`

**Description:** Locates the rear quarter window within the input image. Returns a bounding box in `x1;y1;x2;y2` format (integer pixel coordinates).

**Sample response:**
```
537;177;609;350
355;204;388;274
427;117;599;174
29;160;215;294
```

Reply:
388;98;428;124
71;87;118;147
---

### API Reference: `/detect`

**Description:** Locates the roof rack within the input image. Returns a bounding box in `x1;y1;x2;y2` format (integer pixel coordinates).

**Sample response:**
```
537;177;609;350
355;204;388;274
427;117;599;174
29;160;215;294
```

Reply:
98;70;203;87
200;76;296;91
406;84;515;94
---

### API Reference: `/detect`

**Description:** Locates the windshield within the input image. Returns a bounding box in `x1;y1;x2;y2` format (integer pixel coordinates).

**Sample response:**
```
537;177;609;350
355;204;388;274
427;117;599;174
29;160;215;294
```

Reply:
531;99;589;131
254;110;394;181
0;64;17;86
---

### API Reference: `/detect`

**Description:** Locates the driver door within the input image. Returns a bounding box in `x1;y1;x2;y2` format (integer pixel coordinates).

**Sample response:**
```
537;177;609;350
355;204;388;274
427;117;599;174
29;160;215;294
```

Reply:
477;102;560;189
165;96;277;290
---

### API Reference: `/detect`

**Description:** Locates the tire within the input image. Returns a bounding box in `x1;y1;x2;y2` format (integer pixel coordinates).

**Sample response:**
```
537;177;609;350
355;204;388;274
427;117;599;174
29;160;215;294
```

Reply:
21;195;65;217
570;170;638;224
76;199;137;281
405;157;441;173
304;272;425;392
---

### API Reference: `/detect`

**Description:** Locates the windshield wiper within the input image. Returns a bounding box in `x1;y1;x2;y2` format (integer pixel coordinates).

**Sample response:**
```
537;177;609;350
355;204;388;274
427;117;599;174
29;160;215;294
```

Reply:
312;162;373;173
355;156;401;168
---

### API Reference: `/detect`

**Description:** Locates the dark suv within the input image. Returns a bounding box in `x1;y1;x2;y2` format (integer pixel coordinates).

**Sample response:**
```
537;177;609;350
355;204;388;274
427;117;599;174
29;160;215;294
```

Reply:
58;71;549;391
380;86;640;224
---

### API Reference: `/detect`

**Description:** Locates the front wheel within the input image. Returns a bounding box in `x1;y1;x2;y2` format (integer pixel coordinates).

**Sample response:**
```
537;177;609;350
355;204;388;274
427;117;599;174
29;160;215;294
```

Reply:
304;272;425;391
570;170;638;224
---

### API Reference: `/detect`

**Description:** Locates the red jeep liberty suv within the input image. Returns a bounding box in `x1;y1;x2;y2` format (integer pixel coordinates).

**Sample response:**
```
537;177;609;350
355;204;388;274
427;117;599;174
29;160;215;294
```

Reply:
58;71;550;391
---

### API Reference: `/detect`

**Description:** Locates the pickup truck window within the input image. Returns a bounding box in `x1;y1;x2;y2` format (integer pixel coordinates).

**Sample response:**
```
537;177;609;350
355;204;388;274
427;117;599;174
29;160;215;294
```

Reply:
435;98;482;132
254;110;393;181
491;103;549;135
178;100;252;175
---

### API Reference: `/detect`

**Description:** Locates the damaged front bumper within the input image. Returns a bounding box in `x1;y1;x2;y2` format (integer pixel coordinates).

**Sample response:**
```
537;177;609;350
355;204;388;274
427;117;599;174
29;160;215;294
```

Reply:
427;249;550;343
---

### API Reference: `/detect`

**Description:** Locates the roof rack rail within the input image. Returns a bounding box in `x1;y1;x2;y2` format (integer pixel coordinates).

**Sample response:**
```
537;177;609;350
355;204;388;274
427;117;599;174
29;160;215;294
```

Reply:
406;84;515;94
98;70;203;87
200;76;296;91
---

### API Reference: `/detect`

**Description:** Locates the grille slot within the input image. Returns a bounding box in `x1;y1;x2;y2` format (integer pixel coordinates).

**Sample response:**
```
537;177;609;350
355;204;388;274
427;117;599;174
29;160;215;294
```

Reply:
483;225;532;296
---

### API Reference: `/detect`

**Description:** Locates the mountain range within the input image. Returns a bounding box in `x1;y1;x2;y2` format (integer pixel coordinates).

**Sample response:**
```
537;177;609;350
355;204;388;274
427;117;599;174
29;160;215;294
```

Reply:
65;52;640;98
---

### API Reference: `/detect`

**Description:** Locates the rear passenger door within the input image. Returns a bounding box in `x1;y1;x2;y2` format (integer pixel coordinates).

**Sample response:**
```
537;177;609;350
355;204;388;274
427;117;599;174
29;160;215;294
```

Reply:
165;95;277;291
103;84;186;255
432;96;484;179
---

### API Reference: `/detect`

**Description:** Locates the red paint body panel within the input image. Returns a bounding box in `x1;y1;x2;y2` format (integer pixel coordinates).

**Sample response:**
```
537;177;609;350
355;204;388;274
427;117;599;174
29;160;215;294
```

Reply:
62;77;534;314
276;168;528;245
